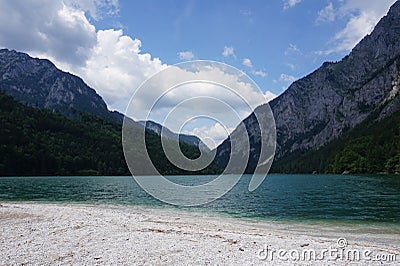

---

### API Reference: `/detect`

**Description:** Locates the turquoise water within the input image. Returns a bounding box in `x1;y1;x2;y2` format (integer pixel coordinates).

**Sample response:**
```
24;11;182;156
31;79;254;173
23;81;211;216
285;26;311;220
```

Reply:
0;174;399;224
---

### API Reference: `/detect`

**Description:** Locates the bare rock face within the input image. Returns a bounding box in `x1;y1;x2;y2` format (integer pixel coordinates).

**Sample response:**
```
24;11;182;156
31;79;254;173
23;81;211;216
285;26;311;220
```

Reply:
0;49;114;119
216;1;400;169
0;49;205;148
139;120;210;152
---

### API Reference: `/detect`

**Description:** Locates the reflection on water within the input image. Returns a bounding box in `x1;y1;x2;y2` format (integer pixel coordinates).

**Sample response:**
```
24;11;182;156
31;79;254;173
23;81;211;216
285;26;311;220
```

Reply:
0;174;399;224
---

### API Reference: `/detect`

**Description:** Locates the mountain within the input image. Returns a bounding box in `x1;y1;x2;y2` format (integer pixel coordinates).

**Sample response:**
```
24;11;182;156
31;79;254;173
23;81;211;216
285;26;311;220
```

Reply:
215;1;400;173
0;92;221;176
0;92;129;176
272;108;400;174
139;120;211;152
0;48;205;148
0;49;123;121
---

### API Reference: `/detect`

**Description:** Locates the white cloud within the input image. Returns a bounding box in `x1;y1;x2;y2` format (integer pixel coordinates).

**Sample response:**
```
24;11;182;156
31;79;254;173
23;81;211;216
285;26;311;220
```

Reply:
340;0;396;15
316;2;336;23
129;64;268;120
0;0;270;144
178;51;195;60
316;0;397;55
123;63;270;148
77;29;166;110
284;43;301;56
252;70;267;78
64;0;119;20
242;58;253;68
316;12;377;55
332;12;376;53
0;0;167;112
0;1;97;66
280;73;296;83
283;0;302;10
264;91;277;102
185;123;235;149
222;46;236;58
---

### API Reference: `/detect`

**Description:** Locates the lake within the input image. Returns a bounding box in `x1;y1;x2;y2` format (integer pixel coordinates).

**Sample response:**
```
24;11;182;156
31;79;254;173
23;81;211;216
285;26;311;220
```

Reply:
0;174;399;225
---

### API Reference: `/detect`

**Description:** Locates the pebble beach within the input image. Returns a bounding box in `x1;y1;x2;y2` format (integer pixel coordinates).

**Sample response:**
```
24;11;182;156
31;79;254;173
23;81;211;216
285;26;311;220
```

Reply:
0;202;399;265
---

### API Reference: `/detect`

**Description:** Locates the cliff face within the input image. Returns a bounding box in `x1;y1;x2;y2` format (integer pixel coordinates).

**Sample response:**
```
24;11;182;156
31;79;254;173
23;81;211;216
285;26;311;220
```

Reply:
216;1;400;169
0;49;117;119
139;120;210;152
0;49;209;148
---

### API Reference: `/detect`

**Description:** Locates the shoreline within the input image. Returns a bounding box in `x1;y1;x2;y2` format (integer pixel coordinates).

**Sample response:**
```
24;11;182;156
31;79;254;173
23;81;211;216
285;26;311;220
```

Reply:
3;198;400;227
0;202;399;265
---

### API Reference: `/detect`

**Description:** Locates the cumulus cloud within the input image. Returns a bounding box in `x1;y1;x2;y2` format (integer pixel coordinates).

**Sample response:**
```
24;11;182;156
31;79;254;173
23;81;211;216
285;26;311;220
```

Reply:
128;64;268;120
280;73;296;83
64;0;119;20
222;46;236;58
184;123;234;149
252;70;267;78
242;58;253;68
316;0;397;55
317;12;377;55
316;2;336;23
77;29;166;110
178;51;195;60
283;0;302;10
341;0;396;15
330;12;376;53
264;91;277;102
122;62;270;150
0;0;169;112
0;0;97;66
0;0;271;144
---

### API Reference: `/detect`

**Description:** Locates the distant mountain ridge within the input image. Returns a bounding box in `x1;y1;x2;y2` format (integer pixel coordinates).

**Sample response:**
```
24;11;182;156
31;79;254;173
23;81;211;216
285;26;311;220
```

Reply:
0;92;221;176
215;0;400;172
0;48;205;148
3;1;400;175
271;107;400;174
0;49;122;121
139;120;210;152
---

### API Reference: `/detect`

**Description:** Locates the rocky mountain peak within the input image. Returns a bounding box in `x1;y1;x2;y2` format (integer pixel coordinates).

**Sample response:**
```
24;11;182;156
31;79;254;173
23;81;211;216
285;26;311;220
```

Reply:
0;49;207;148
216;1;400;170
0;48;113;119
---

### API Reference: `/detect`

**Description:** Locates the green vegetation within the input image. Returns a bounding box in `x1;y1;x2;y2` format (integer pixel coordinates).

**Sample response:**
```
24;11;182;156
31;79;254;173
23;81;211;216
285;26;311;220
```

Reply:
271;107;400;174
0;93;221;176
2;89;398;176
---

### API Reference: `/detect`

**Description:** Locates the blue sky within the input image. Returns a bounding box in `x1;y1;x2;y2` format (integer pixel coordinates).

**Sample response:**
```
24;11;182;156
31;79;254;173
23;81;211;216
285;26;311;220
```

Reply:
96;0;396;96
0;0;397;146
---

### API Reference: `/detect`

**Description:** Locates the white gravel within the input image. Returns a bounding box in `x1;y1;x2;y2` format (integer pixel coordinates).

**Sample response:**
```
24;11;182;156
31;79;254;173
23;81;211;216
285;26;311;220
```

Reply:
0;202;399;265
